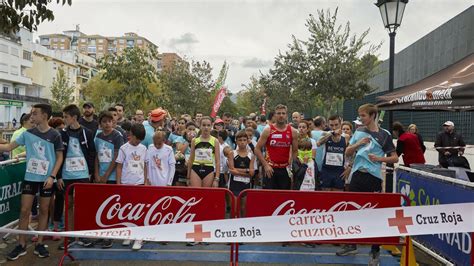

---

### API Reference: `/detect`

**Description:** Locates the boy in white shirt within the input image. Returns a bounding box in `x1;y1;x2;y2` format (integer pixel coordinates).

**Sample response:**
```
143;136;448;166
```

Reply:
146;131;176;186
116;123;147;250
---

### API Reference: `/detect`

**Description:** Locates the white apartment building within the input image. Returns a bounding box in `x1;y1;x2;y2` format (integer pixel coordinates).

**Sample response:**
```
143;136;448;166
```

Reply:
0;29;48;128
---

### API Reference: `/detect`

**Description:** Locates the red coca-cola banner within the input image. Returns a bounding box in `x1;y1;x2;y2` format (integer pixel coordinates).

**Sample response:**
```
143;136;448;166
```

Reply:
210;87;227;118
242;189;404;245
73;184;228;231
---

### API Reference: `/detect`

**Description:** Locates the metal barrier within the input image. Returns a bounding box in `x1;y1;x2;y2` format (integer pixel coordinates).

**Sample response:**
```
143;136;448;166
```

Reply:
235;189;410;265
59;184;236;266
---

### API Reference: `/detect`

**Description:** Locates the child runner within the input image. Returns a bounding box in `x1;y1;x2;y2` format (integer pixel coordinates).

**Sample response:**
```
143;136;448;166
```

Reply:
0;103;64;260
187;116;220;188
57;104;96;249
146;131;176;187
295;121;317;191
116;123;147;250
211;130;231;188
228;130;255;196
94;111;124;248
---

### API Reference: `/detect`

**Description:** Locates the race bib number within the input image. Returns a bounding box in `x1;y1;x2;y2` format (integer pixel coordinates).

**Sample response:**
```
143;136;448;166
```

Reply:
300;163;315;191
128;161;144;175
234;176;250;184
65;157;87;172
26;158;49;176
98;148;112;163
195;148;213;163
325;152;343;167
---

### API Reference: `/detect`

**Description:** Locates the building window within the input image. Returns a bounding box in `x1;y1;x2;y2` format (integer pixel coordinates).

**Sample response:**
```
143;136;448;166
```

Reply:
14;88;20;95
60;45;65;50
98;39;104;44
89;39;96;45
52;45;58;49
0;44;8;53
0;63;8;73
61;38;65;43
81;39;87;43
87;46;96;53
3;86;9;94
40;38;49;45
119;39;125;44
23;51;32;61
137;39;143;44
53;38;58;42
127;40;134;47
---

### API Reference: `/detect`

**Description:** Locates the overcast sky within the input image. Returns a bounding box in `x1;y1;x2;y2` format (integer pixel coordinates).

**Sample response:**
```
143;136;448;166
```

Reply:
36;0;472;93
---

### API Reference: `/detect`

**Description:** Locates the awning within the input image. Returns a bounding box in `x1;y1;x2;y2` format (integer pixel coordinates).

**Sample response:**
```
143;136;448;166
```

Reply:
377;53;474;111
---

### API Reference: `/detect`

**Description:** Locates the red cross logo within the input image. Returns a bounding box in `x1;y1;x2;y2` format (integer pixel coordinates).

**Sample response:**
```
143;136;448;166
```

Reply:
388;209;413;234
186;224;211;242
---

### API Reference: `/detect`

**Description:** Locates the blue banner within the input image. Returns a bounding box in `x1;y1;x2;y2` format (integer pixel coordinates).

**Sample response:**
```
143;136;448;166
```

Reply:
397;169;474;266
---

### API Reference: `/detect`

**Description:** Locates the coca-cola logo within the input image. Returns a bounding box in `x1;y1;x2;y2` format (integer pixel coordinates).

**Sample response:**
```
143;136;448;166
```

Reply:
272;200;378;216
96;194;202;228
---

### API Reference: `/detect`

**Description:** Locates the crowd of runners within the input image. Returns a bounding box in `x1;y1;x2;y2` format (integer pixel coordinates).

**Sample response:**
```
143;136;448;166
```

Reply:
0;100;440;265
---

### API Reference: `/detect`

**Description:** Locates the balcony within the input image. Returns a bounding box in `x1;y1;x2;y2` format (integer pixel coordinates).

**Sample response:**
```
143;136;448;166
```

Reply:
0;92;49;103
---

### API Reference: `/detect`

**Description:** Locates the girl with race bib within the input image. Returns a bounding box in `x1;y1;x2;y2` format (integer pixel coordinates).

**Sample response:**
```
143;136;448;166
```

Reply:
187;117;220;188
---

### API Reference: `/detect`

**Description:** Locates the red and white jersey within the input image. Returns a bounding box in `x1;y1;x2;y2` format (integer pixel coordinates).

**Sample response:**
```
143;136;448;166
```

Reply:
265;124;293;168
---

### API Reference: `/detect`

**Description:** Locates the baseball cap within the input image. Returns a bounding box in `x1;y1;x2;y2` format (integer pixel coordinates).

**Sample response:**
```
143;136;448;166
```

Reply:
443;121;454;127
82;102;94;108
353;117;363;126
214;118;224;124
150;108;167;122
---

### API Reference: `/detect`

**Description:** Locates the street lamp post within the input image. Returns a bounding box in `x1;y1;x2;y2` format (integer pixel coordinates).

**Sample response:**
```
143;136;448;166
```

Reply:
375;0;408;130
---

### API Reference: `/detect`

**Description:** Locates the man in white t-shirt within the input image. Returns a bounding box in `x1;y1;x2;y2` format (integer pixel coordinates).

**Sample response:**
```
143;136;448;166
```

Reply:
146;131;176;186
115;123;147;250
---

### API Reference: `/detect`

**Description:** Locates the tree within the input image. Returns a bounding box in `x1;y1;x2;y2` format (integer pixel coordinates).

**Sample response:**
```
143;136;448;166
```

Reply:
0;0;72;34
82;73;166;113
159;59;220;116
259;8;381;117
51;68;75;112
236;75;266;116
97;46;160;109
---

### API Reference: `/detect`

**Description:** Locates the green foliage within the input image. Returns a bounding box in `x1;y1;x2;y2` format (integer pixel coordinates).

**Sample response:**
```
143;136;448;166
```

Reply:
0;0;72;34
97;46;160;109
50;68;75;113
256;8;381;117
159;59;235;116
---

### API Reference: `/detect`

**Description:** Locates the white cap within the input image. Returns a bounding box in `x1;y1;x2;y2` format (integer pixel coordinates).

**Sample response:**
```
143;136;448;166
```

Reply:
353;117;363;126
443;121;454;127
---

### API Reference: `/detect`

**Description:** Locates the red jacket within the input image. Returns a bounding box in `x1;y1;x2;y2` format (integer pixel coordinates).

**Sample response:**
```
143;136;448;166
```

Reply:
397;132;426;166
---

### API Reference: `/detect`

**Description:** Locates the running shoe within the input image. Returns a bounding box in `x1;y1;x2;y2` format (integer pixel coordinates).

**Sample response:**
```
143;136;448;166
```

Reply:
122;239;131;246
79;238;94;247
101;239;113;249
6;245;26;261
132;240;143;251
336;244;358;256
34;244;50;258
186;242;198;246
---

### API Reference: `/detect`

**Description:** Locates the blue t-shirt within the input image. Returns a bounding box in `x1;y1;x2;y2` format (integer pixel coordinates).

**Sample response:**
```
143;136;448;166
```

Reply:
142;121;155;148
350;127;396;180
95;130;124;181
16;128;63;182
257;124;265;135
311;130;325;171
62;135;89;180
